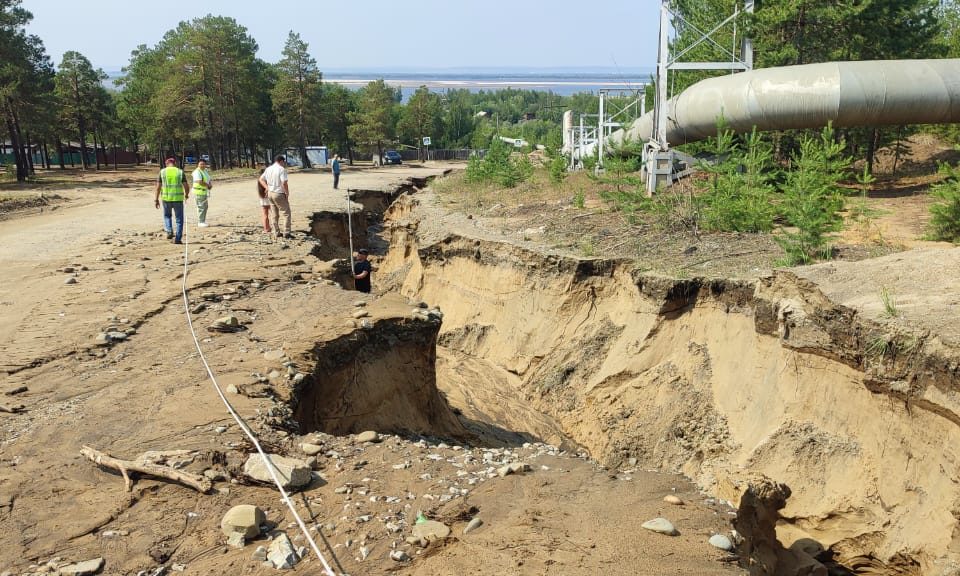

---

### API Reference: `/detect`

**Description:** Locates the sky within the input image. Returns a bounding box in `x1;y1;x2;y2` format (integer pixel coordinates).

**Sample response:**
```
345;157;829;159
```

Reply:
23;0;660;73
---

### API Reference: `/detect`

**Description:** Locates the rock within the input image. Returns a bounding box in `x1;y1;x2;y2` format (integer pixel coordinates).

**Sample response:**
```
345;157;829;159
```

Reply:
463;517;484;534
355;430;380;443
58;558;104;575
226;532;246;549
263;349;286;361
242;454;312;489
214;425;227;433
251;545;268;561
301;443;324;456
359;545;371;560
94;333;111;347
352;300;366;307
642;518;678;536
226;384;240;394
210;315;241;332
106;331;128;341
267;532;299;569
220;504;266;539
709;534;734;551
351;309;369;319
412;520;451;541
390;550;410;562
64;277;77;285
62;266;75;273
663;495;684;505
497;462;531;477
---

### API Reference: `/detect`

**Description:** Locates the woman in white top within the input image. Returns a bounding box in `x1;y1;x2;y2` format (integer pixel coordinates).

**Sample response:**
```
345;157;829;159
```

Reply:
257;169;271;234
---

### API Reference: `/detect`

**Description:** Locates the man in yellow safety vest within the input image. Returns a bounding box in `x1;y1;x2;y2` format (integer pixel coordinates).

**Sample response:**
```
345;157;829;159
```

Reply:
154;157;190;244
192;159;213;227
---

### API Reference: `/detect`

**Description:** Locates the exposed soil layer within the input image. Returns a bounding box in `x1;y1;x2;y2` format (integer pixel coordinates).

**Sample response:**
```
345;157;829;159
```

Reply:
379;189;960;575
0;166;748;576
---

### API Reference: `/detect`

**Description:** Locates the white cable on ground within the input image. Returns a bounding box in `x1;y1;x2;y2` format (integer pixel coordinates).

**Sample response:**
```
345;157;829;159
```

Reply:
178;202;338;576
345;187;356;275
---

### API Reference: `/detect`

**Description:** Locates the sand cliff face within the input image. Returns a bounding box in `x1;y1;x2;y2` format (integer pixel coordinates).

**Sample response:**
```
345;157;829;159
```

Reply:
378;203;960;574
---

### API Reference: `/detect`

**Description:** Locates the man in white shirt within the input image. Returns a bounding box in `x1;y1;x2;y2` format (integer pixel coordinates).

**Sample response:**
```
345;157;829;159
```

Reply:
258;155;292;239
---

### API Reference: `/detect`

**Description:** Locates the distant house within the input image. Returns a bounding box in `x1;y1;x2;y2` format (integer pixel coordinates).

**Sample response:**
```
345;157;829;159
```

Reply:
474;110;489;118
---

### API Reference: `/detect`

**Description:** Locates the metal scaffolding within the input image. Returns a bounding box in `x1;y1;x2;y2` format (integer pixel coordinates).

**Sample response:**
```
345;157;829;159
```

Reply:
646;0;754;195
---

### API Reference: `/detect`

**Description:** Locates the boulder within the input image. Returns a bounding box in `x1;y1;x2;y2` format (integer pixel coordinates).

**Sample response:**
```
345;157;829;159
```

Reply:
267;532;300;569
220;504;266;539
243;454;312;490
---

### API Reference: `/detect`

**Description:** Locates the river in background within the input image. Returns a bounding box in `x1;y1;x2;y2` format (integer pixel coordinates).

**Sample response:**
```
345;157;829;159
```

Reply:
324;69;653;100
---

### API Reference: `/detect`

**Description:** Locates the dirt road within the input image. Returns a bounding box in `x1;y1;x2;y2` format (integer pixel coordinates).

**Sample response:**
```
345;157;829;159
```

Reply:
0;164;744;576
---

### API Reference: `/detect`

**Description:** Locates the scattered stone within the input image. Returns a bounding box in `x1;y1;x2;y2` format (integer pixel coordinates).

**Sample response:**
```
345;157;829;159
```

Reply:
94;333;111;347
352;300;366;307
463;517;484;534
351;309;370;319
497;462;531;477
62;266;75;273
209;316;242;333
301;443;324;456
190;303;206;314
226;384;240;394
242;454;312;489
642;518;678;536
64;277;77;285
267;532;299;569
360;545;371;560
214;425;227;433
106;331;128;341
663;495;684;505
412;520;451;541
221;504;266;539
390;550;410;562
355;430;380;443
201;292;218;301
263;349;286;361
58;557;104;575
709;534;734;551
251;545;268;561
226;532;246;549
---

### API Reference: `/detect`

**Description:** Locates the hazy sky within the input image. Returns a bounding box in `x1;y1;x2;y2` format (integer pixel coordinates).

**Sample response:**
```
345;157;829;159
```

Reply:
24;0;660;72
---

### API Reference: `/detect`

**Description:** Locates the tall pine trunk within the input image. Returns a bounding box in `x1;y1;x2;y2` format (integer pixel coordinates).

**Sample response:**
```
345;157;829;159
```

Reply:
55;139;65;169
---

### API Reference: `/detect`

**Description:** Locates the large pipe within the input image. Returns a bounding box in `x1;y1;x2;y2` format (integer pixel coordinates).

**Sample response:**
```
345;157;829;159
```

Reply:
606;59;960;149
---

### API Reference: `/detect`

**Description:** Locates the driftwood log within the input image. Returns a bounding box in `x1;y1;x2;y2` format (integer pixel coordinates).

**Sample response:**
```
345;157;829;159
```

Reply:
80;445;212;493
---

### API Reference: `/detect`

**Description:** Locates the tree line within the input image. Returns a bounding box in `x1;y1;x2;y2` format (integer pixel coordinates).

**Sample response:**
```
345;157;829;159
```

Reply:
4;1;960;182
0;2;625;181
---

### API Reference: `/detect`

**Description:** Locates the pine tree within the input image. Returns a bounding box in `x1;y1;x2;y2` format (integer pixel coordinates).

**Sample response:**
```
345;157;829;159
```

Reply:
273;31;322;168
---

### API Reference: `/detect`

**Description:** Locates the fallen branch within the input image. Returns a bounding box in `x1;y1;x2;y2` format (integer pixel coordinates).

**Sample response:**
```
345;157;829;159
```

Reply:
80;446;212;493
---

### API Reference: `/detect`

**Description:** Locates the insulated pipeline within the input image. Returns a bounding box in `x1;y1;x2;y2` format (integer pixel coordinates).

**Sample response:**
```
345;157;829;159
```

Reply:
608;59;960;148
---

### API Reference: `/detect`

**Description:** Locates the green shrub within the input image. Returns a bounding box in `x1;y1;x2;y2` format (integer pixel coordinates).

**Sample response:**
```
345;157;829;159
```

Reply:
775;124;849;265
698;127;778;233
465;138;531;188
549;154;568;184
927;163;960;243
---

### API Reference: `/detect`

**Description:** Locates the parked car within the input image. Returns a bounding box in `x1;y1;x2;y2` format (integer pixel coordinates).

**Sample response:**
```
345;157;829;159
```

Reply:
383;150;402;165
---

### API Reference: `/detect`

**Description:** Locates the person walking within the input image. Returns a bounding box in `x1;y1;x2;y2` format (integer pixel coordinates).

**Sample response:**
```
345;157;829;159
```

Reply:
332;154;341;190
192;159;213;227
258;154;292;239
353;248;372;293
257;168;272;235
154;157;190;244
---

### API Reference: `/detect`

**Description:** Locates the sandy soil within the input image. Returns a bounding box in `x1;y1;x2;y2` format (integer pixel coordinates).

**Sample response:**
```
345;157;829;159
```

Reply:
0;164;744;576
